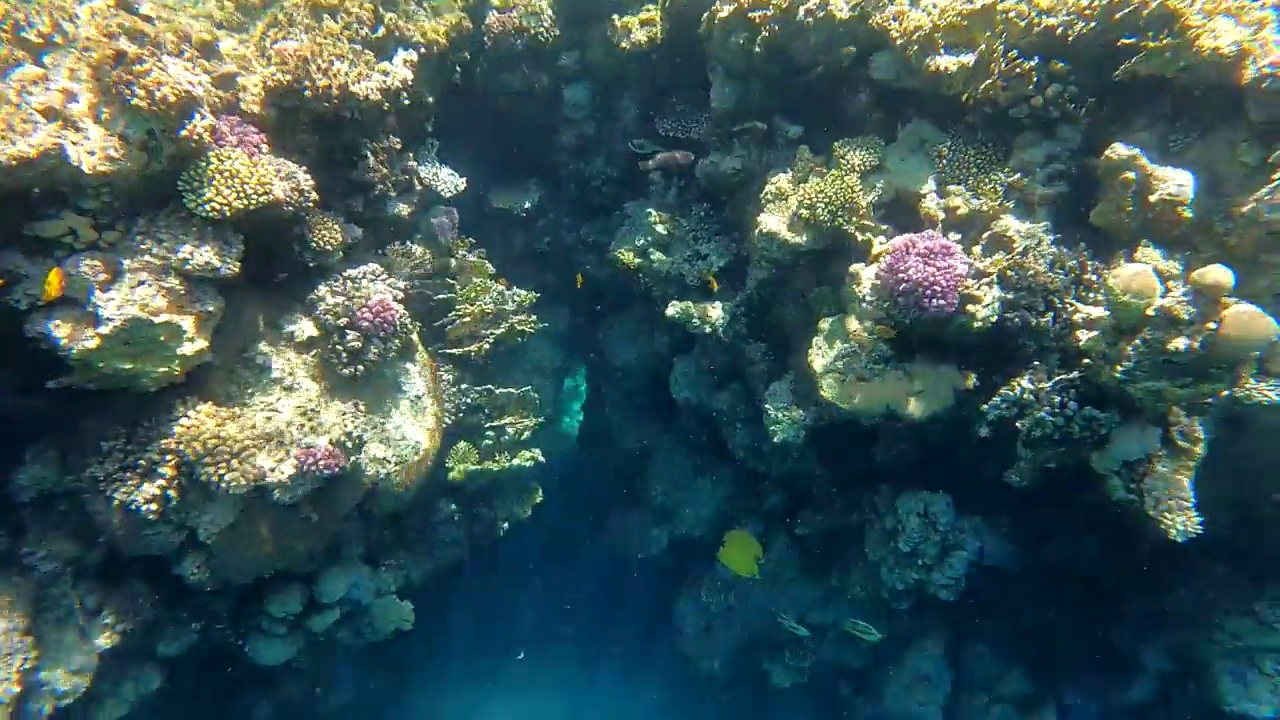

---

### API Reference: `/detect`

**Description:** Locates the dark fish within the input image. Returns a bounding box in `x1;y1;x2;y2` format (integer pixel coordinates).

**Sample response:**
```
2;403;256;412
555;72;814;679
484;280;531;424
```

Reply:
638;150;695;172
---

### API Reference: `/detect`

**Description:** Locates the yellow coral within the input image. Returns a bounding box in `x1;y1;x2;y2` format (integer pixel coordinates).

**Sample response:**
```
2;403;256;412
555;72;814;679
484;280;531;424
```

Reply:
610;4;664;51
0;0;472;187
1142;409;1206;542
178;148;280;219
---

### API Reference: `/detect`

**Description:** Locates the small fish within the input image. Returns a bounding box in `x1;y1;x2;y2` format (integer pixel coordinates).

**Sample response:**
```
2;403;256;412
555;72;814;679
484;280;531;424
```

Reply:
872;324;896;339
40;266;65;303
575;271;584;289
706;274;718;293
638;150;695;172
717;528;763;579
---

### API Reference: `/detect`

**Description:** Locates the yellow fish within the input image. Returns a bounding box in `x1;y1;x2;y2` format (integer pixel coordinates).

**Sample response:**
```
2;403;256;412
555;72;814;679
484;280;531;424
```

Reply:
575;271;584;289
40;266;65;303
717;528;763;579
706;274;719;293
872;324;896;339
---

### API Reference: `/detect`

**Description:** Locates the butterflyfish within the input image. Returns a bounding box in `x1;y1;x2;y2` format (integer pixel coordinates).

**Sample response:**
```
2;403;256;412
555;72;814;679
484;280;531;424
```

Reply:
41;267;65;303
717;528;763;579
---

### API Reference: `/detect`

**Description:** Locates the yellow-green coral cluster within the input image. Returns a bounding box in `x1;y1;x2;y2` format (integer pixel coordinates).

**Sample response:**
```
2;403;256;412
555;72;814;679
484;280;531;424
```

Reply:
932;134;1010;206
610;4;664;52
702;0;1276;109
299;210;353;266
786;137;885;240
178;149;283;220
0;0;473;186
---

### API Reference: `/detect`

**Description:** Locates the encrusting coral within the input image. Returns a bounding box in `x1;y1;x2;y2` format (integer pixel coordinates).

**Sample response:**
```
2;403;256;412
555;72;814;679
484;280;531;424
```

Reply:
0;0;472;188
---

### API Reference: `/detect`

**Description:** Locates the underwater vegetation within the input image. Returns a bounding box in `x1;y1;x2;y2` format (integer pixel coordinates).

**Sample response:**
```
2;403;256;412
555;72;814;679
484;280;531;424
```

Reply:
0;0;1277;717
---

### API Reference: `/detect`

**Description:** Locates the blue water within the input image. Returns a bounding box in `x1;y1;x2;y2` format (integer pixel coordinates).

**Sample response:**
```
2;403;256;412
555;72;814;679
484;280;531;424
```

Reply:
377;451;739;720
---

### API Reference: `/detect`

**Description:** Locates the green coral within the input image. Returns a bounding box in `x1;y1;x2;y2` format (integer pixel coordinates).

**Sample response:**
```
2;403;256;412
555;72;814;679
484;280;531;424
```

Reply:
792;137;884;237
444;440;545;484
610;201;734;290
178;149;281;220
610;4;664;51
932;134;1011;207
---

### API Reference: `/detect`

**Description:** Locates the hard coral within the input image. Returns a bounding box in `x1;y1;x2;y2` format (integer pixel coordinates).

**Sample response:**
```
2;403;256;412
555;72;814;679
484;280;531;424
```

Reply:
294;443;350;477
308;263;416;376
876;230;971;319
178;148;318;220
353;295;409;339
0;0;473;188
210;115;270;157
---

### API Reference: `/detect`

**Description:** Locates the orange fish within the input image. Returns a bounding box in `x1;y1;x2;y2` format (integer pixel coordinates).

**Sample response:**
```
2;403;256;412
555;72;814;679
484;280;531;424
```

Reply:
706;274;718;293
40;266;65;303
638;150;695;172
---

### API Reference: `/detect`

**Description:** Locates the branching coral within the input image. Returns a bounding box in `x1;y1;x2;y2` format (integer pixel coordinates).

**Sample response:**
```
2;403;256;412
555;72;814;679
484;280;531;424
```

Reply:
428;239;542;358
178;148;318;220
307;263;417;377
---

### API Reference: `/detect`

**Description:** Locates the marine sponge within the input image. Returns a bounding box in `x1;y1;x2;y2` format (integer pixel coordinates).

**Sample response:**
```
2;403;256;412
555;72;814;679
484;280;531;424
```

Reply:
876;230;971;319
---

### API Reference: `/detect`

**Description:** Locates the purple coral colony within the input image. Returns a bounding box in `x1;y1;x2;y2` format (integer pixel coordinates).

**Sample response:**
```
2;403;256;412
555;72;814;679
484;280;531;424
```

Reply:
1;0;1279;718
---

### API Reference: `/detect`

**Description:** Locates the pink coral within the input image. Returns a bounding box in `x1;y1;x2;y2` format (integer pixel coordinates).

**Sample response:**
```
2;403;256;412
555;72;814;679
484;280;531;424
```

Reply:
211;115;270;158
293;443;348;476
352;294;407;338
876;230;970;318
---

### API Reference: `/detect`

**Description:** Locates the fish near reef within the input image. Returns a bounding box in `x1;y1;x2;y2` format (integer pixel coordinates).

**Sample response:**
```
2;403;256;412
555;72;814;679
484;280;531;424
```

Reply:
40;266;65;303
717;528;763;578
638;150;695;172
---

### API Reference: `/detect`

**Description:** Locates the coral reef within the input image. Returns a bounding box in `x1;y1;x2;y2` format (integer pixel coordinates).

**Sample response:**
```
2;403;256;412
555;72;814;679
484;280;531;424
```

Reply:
0;0;1278;716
